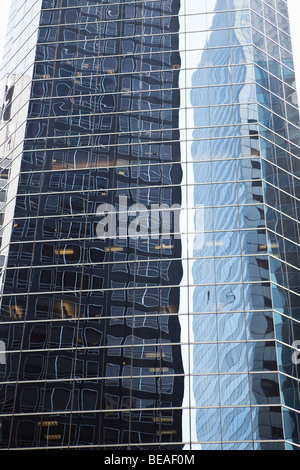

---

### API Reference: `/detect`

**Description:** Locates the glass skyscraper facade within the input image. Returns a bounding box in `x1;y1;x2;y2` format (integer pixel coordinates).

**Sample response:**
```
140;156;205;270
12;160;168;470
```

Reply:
0;0;299;451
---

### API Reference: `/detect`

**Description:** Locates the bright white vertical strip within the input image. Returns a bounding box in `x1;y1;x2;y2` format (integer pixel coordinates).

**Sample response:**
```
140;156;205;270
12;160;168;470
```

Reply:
178;0;217;450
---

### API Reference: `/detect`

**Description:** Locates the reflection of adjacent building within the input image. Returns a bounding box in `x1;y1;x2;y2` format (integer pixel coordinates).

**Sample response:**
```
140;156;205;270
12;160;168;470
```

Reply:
0;0;299;451
0;1;184;449
190;0;300;449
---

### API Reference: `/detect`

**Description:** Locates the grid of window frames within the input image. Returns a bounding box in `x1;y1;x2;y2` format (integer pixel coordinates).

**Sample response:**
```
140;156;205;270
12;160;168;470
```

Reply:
0;0;299;451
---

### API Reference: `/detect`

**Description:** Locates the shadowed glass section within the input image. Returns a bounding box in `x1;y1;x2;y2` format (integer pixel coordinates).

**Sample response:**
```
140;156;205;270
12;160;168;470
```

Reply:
0;0;184;450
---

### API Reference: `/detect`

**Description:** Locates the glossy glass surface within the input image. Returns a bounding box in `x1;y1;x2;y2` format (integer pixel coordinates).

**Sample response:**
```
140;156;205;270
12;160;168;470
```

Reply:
0;0;299;450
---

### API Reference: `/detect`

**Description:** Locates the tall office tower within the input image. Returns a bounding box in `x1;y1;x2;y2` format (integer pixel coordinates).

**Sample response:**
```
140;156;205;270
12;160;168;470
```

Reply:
0;0;299;451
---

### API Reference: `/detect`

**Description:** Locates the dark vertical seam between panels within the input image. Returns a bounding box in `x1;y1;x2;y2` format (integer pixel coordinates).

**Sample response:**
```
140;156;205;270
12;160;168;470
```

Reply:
0;0;41;78
67;0;105;449
127;0;145;449
260;2;296;445
7;0;63;450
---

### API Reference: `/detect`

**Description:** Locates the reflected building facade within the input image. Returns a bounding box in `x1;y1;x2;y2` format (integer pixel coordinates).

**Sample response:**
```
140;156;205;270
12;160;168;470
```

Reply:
188;0;300;450
0;0;299;450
